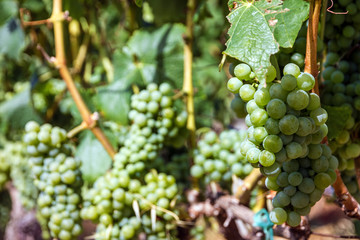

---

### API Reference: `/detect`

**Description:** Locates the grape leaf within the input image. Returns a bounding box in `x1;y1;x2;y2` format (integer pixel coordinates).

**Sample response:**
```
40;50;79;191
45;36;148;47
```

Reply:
93;81;131;125
134;0;143;7
76;130;116;184
323;105;352;140
0;19;25;60
255;0;309;48
0;88;42;134
0;0;17;26
224;3;279;83
113;24;185;89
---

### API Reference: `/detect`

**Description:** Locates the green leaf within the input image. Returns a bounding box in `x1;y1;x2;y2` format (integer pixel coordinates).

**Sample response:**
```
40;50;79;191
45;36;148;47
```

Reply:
255;0;309;48
323;105;352;140
113;24;185;89
224;3;279;83
76;130;115;184
0;88;42;134
134;0;143;7
64;0;84;20
93;81;131;125
0;0;17;26
0;19;26;60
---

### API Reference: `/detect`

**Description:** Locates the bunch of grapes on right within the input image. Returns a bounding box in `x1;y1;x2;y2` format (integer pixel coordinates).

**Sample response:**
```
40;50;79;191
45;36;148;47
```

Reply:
320;0;360;203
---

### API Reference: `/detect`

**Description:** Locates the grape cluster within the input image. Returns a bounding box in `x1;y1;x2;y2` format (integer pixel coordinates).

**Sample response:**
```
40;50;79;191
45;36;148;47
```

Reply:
114;82;187;176
152;152;190;188
190;225;205;240
342;169;360;203
81;169;179;240
321;50;360;174
190;129;252;185
320;1;360;188
229;63;327;169
0;142;38;209
82;83;184;239
268;144;338;226
227;62;335;226
324;0;360;54
0;152;10;191
24;121;83;240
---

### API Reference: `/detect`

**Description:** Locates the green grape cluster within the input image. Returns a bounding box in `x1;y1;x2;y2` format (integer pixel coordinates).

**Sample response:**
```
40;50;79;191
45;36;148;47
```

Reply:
190;225;205;240
342;169;360;203
228;62;334;226
321;48;360;172
229;62;327;170
152;152;190;188
24;121;83;240
268;144;338;227
0;142;38;209
114;82;187;176
82;83;184;239
190;129;253;185
81;169;179;240
324;0;360;54
0;152;10;191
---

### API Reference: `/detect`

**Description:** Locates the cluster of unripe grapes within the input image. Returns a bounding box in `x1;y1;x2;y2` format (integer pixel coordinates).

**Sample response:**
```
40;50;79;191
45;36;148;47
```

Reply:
81;168;179;240
82;83;184;239
24;121;83;240
190;129;253;185
190;225;205;240
114;82;187;176
269;144;338;226
342;169;360;203
321;49;360;174
324;0;360;53
0;152;10;191
0;142;37;209
152;152;189;188
227;61;336;226
320;0;360;195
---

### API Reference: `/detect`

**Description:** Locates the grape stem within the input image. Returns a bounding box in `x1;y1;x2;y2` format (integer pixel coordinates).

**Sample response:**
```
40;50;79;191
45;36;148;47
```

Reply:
333;170;360;220
28;0;116;158
235;168;263;204
304;0;321;94
183;0;197;149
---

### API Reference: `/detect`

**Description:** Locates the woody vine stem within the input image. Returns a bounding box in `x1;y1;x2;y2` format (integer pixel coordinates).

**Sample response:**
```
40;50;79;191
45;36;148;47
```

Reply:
23;0;116;159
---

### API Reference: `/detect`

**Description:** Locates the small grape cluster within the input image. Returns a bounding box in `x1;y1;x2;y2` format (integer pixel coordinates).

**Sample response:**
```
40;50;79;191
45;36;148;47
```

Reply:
0;152;10;191
321;48;360;173
190;129;252;185
227;62;335;226
81;169;179;240
114;82;187;176
342;169;360;203
320;1;360;183
324;0;360;54
190;225;205;240
268;144;338;227
24;121;83;240
83;83;184;239
152;152;190;188
0;142;38;209
229;63;327;169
